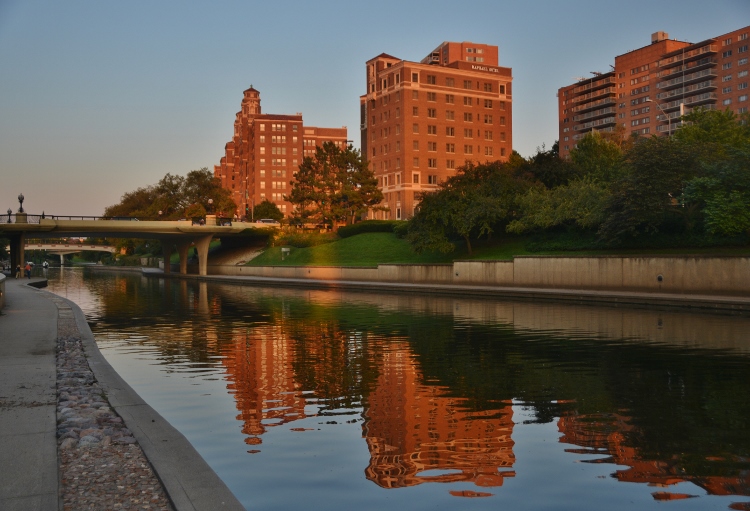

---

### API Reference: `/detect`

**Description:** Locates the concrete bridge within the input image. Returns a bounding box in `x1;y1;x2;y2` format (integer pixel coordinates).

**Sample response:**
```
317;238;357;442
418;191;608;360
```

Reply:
1;214;271;276
23;242;118;266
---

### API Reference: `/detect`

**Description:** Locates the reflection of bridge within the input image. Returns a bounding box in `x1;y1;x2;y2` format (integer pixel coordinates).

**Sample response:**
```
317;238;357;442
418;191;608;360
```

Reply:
1;214;270;276
24;243;118;266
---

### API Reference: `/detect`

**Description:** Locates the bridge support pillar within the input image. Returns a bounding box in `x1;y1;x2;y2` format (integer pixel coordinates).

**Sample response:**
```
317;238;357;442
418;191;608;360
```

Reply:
8;233;25;275
59;254;65;266
175;241;191;275
161;241;174;274
194;235;213;277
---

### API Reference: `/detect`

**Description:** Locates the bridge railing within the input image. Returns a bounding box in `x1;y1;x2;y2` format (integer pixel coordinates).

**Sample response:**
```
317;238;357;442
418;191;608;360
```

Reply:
4;214;42;224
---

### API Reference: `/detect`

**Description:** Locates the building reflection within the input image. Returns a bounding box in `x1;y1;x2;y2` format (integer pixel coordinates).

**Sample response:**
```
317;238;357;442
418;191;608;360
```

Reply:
222;327;308;446
362;341;515;489
558;412;750;498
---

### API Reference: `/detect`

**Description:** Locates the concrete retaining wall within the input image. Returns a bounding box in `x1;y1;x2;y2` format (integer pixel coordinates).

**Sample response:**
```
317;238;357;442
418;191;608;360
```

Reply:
204;256;750;296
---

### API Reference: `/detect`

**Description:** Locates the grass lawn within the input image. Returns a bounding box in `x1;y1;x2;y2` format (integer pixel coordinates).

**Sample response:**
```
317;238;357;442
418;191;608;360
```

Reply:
247;231;750;267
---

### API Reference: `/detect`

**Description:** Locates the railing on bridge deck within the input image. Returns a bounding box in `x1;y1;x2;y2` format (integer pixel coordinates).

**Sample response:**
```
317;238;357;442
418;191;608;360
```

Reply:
4;214;234;225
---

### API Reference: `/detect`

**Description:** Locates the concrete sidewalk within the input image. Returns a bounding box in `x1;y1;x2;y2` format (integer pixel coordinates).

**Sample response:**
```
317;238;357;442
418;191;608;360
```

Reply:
0;276;245;511
0;276;58;510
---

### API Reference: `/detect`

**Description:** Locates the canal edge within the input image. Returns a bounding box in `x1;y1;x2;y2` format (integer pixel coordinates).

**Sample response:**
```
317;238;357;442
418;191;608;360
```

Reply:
40;284;246;511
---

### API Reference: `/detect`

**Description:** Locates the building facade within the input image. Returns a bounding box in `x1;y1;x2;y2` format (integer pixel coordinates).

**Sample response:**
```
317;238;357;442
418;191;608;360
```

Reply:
558;26;750;158
214;87;348;218
361;42;513;220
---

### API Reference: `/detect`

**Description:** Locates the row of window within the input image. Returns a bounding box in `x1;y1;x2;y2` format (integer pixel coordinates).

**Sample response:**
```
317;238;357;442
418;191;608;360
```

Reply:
258;123;299;132
258;181;287;190
414;73;506;93
258;169;288;178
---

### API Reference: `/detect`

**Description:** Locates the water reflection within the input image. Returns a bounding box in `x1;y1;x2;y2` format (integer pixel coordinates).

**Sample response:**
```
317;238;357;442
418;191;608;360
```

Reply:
46;268;750;510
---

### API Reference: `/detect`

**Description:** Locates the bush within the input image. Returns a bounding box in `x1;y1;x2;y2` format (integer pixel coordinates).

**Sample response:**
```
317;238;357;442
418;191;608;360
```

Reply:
337;220;406;239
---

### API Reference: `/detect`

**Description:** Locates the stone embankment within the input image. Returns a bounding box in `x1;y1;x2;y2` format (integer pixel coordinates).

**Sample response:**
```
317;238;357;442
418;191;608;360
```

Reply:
56;326;172;509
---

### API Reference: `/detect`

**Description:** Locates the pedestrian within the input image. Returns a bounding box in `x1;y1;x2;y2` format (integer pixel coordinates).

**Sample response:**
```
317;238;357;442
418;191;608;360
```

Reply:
15;264;21;278
24;263;31;279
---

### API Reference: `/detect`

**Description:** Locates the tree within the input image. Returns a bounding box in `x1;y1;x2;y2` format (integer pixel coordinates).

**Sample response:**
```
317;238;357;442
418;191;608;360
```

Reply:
406;161;531;255
570;131;625;183
598;136;701;243
286;142;383;227
103;167;237;220
252;199;284;222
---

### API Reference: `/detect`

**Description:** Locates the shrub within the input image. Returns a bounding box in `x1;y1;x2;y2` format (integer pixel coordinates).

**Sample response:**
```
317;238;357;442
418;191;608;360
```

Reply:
337;220;406;238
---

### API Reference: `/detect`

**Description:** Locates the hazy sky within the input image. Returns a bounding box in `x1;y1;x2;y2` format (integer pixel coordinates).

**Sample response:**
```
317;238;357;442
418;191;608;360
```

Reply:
1;0;747;216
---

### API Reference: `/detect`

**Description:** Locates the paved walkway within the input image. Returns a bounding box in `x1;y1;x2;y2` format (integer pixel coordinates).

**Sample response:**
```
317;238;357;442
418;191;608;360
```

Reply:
0;275;245;511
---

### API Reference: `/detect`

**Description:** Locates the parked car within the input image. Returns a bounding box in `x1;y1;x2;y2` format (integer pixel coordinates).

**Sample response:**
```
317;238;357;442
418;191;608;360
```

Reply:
256;219;280;225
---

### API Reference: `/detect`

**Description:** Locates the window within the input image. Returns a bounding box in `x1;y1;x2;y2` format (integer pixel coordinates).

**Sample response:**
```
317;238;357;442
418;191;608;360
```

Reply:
499;116;506;126
428;141;437;151
260;123;265;131
739;82;749;90
484;130;493;141
427;75;436;85
464;112;473;122
413;157;419;167
723;75;733;82
445;110;455;120
483;83;492;92
446;77;455;87
723;50;733;58
741;58;749;65
413;106;419;116
739;70;749;78
412;90;419;100
499;101;506;110
428;175;438;184
464;128;473;138
412;141;419;151
412;73;418;82
741;33;749;41
739;95;748;102
428;158;437;168
259;135;266;143
260;147;266;154
724;38;733;46
464;145;473;154
500;132;506;142
446;159;455;169
484;147;493;156
427;108;437;118
428;125;437;135
499;85;505;94
484;114;493;124
259;168;265;177
723;98;733;106
446;143;455;153
723;62;733;70
259;159;265;166
445;94;454;104
412;123;419;134
463;96;473;106
463;80;473;89
723;86;733;94
446;127;455;136
427;92;437;101
484;99;492;108
740;45;749;54
413;173;420;183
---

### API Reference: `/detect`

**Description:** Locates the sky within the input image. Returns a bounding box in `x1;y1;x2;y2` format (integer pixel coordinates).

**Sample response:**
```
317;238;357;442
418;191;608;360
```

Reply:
0;0;747;216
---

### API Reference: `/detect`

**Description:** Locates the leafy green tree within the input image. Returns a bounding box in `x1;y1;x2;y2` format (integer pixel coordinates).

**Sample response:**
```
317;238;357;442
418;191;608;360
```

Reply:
286;142;382;227
252;199;284;222
570;131;625;183
407;161;531;255
684;148;750;236
674;108;750;163
598;136;701;243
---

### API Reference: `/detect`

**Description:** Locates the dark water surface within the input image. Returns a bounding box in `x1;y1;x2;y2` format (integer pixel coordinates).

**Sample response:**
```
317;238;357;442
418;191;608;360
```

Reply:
46;267;750;510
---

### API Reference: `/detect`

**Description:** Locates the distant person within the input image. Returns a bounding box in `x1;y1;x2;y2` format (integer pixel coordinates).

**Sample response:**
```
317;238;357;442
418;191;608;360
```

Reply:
24;263;31;279
15;265;21;278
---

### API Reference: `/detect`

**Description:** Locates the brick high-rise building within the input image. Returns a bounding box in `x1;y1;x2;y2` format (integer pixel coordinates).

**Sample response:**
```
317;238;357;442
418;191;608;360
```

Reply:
361;42;513;220
558;26;750;158
214;87;348;219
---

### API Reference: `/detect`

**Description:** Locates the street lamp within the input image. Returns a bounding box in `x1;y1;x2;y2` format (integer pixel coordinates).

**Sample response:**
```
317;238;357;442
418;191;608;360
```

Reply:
17;193;24;213
646;98;683;137
7;208;11;223
207;199;214;214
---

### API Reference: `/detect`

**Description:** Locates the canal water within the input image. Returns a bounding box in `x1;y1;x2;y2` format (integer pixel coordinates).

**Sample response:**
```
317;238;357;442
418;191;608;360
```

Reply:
45;267;750;511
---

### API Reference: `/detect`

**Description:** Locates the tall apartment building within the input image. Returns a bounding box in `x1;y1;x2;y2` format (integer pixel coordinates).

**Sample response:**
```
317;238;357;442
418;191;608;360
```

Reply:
558;25;750;158
361;41;513;220
214;87;348;218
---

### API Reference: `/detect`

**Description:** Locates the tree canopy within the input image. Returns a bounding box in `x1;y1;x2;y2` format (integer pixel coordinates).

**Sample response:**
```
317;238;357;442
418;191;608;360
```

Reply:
104;168;236;220
286;142;383;227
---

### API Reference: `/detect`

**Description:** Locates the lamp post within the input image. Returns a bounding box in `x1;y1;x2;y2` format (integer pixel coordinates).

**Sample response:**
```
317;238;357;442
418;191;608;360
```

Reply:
646;98;683;137
7;208;11;223
207;198;213;214
17;193;24;213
